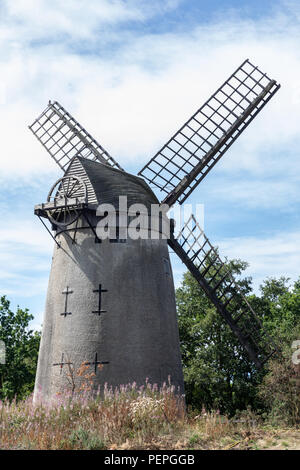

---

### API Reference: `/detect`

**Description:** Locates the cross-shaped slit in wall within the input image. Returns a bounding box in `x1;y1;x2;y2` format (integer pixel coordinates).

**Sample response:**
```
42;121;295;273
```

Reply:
52;353;73;375
86;352;109;374
60;286;73;316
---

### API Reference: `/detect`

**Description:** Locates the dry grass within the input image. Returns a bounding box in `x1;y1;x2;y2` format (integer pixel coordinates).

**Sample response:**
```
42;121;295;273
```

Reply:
0;382;299;450
0;381;185;450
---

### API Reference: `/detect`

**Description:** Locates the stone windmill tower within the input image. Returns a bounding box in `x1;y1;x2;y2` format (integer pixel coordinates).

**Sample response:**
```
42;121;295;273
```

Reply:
30;59;280;401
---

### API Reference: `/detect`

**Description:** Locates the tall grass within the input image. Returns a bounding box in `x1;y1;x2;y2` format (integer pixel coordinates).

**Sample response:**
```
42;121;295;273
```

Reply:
0;378;296;450
0;380;185;450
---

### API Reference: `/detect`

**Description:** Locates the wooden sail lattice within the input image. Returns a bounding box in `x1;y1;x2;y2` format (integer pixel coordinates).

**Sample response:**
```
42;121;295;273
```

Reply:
169;215;277;367
139;59;280;207
29;100;123;172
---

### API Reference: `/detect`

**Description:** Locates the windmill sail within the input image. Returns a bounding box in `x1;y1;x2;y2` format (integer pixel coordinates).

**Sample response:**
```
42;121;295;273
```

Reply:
29;100;124;172
169;215;277;367
139;59;280;207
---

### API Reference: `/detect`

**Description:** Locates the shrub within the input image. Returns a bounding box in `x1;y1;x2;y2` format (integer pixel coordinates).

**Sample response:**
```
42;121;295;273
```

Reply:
259;346;300;426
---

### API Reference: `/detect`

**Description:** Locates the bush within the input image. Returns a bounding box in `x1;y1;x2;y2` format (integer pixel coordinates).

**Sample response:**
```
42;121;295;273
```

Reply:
259;345;300;426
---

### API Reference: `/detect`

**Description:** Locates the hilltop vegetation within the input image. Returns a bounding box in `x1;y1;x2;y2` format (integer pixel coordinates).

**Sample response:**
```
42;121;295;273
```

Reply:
177;261;300;425
0;384;298;450
0;296;40;400
0;260;299;449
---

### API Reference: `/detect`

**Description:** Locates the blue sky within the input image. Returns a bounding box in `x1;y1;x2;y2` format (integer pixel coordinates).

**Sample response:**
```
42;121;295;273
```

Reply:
0;0;299;329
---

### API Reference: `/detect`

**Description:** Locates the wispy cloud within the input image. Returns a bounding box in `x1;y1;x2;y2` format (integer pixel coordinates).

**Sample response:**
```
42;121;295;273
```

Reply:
1;1;181;44
0;0;299;185
0;0;298;321
0;218;52;298
207;173;300;210
216;230;300;291
170;229;300;293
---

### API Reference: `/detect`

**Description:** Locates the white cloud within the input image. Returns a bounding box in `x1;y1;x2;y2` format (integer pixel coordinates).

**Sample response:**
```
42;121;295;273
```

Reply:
170;230;300;294
2;1;148;41
0;0;299;320
0;219;52;251
1;0;182;46
0;218;52;297
216;230;300;292
0;0;299;187
207;174;300;210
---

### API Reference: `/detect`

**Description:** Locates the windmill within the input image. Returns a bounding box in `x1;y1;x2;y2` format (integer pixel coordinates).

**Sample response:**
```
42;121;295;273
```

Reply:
30;59;280;401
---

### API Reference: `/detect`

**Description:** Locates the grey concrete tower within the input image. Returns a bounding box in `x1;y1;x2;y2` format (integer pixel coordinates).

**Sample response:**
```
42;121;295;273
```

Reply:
33;156;184;400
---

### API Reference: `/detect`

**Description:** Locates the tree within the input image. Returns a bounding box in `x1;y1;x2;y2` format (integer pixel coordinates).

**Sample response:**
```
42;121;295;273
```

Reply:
176;261;300;419
176;259;264;415
257;278;300;425
0;296;41;400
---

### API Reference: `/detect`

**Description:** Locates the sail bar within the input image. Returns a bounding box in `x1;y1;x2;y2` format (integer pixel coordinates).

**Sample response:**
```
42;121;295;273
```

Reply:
139;59;280;206
29;100;124;172
169;214;278;367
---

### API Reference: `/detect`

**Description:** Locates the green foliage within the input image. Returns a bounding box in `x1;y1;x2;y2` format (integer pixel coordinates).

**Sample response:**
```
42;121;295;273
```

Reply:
259;344;300;426
0;296;41;400
251;277;300;344
257;279;300;426
176;261;300;420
